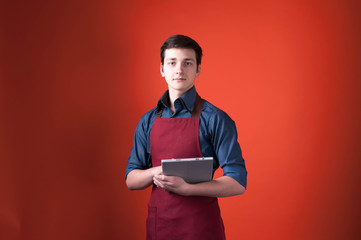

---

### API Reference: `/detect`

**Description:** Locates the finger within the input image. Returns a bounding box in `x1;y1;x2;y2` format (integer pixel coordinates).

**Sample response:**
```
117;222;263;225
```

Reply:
153;178;165;188
159;175;173;182
155;175;171;183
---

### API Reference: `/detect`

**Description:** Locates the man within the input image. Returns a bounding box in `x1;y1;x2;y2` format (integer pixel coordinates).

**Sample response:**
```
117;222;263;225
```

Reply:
125;35;247;240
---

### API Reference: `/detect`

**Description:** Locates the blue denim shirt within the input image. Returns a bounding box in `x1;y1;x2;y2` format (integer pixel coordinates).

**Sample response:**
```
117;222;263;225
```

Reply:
126;86;247;188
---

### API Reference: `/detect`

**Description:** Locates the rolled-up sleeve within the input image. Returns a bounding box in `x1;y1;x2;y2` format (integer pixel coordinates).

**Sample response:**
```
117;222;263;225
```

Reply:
125;114;152;179
210;110;247;188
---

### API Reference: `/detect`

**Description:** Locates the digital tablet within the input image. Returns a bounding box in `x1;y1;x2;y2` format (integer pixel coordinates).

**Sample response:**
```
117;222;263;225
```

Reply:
161;157;213;184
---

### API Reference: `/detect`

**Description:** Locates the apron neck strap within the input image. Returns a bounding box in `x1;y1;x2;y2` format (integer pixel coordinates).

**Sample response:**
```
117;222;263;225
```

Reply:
156;94;204;119
191;94;204;118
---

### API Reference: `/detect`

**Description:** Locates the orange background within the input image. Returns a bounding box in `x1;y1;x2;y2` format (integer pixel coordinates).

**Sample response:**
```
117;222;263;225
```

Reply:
1;0;361;239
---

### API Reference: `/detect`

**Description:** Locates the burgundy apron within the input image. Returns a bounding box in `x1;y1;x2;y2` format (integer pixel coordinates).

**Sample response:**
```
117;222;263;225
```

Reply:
147;95;225;240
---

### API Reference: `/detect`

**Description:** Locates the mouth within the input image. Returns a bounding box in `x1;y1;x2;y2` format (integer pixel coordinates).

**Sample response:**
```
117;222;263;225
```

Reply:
173;78;186;81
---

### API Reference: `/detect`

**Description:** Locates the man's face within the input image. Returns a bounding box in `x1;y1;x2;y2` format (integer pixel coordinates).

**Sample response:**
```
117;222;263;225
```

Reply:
161;48;200;95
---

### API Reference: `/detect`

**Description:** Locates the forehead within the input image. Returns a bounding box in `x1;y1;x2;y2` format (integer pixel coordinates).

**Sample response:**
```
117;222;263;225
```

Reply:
164;48;196;60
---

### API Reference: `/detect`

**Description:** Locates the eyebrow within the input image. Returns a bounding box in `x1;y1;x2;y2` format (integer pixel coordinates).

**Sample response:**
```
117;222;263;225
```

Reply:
165;58;195;61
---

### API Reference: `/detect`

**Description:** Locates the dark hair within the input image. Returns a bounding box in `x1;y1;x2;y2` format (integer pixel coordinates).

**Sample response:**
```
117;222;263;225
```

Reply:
160;35;203;66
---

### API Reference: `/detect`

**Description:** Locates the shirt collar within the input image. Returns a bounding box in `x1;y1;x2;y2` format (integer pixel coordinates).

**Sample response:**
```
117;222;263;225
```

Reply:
157;86;197;113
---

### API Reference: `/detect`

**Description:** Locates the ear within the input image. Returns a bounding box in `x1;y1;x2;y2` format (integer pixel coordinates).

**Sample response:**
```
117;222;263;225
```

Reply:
160;63;165;77
196;64;201;77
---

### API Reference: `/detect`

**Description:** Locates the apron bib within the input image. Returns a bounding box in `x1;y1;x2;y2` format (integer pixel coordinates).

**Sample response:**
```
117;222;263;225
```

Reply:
147;95;225;240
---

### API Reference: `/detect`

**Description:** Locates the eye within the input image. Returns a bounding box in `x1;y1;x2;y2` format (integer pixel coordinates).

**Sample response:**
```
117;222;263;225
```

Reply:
184;62;192;66
168;62;176;65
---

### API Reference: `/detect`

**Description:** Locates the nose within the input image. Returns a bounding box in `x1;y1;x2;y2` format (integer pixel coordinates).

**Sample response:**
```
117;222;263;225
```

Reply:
175;63;183;74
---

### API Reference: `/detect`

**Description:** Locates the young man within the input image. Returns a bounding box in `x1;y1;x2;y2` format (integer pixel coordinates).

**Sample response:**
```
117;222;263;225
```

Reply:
125;35;247;240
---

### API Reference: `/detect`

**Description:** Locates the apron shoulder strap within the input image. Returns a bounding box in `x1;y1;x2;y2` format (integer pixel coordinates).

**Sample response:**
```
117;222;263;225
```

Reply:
156;109;163;119
191;94;204;118
155;94;204;119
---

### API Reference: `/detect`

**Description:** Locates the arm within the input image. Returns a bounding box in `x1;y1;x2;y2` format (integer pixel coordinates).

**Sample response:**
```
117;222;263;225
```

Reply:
153;174;245;197
125;111;158;190
126;166;162;190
